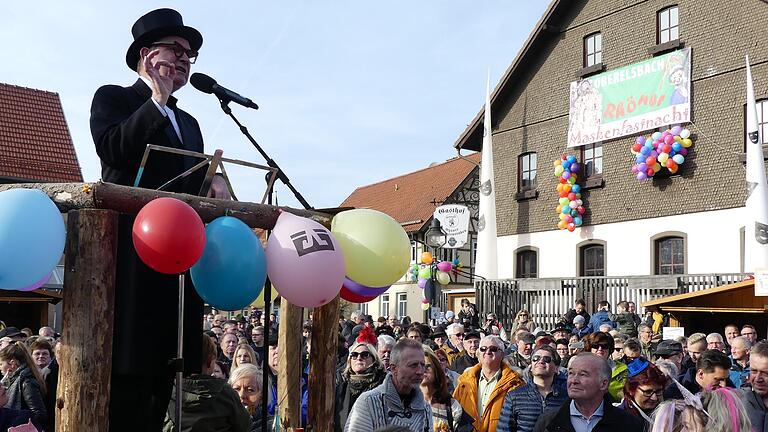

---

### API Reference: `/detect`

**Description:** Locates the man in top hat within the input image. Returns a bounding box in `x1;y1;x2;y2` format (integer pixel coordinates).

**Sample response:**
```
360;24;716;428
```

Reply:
89;8;230;431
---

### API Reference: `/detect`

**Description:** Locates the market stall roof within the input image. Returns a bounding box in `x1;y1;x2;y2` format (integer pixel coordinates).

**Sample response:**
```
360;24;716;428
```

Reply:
642;279;767;314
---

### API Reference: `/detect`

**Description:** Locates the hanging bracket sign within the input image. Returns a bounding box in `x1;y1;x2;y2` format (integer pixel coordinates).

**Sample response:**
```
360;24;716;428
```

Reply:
434;205;470;249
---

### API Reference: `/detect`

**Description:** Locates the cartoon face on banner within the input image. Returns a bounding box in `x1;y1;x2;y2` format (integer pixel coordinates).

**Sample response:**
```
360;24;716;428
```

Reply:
266;211;345;308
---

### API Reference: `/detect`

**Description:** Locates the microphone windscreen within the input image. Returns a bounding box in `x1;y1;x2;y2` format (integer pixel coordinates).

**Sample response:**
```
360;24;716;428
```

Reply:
190;73;216;94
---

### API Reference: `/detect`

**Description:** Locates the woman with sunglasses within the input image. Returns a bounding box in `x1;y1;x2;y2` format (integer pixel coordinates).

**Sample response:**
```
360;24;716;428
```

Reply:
420;347;465;431
583;331;628;402
433;348;460;394
511;309;537;335
333;342;386;432
618;359;669;423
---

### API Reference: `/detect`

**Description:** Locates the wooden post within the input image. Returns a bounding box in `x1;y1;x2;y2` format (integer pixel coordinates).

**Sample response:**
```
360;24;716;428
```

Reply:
278;301;304;431
308;295;340;432
57;209;118;431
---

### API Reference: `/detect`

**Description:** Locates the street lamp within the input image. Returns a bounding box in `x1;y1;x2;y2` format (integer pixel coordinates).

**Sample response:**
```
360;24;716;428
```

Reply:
425;219;447;249
422;219;446;324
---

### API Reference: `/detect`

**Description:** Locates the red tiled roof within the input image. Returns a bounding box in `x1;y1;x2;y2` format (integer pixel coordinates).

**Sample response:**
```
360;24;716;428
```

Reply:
0;83;83;182
340;153;479;233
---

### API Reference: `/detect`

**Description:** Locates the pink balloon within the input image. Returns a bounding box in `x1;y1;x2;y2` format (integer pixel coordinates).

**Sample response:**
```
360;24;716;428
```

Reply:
437;261;452;272
17;273;51;292
266;212;345;308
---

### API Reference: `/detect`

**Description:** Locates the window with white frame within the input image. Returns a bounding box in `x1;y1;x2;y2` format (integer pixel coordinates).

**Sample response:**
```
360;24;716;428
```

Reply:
584;33;602;67
657;6;679;44
380;293;390;317
396;292;408;319
582;142;603;178
360;302;368;316
410;240;418;263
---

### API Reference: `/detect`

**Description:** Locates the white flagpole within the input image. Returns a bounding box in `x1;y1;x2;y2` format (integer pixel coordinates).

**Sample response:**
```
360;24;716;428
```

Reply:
475;72;499;280
744;55;768;274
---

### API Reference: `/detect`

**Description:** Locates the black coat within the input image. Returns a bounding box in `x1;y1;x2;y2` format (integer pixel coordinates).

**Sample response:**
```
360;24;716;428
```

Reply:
3;366;47;428
90;79;206;376
450;352;479;374
333;366;386;431
533;397;644;432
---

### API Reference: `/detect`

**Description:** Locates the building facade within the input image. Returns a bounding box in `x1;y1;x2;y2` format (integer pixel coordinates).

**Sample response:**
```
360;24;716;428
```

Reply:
455;0;767;328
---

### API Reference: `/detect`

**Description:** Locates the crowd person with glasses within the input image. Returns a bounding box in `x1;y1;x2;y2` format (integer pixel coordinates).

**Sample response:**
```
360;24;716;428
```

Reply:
507;332;535;372
250;326;265;364
706;333;726;353
637;324;656;359
453;335;525;432
450;331;481;374
420;346;466;431
334;342;386;431
740;339;768;429
344;338;432;431
89;8;232;429
498;346;568;432
433;348;460;394
742;325;758;345
511;309;537;336
441;324;465;367
583;332;628;402
616;359;668;423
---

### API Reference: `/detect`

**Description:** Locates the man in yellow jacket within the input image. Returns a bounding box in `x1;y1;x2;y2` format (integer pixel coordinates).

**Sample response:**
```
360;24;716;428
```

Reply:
453;335;525;432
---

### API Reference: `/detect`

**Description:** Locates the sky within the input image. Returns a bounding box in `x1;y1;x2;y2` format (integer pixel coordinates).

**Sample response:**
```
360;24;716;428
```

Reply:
0;1;549;210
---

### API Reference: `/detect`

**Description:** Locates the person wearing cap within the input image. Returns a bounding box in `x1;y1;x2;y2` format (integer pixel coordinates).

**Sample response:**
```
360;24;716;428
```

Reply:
656;339;685;373
616;359;669;422
444;310;456;324
551;323;570;342
431;329;447;350
451;331;482;374
572;315;590;339
498;345;567;432
453;335;525;432
507;332;535;372
89;8;233;430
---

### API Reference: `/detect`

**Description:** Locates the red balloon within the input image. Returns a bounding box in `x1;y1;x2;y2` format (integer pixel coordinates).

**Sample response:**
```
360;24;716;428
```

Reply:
132;198;206;274
567;193;576;201
340;285;378;303
631;143;642;153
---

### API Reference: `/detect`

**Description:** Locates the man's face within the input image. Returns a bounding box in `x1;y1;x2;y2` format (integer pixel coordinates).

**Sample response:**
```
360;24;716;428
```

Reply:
478;340;503;371
517;339;533;357
433;335;446;347
268;345;280;371
731;341;749;362
378;345;392;370
32;349;51;369
697;366;730;390
639;328;652;343
221;334;237;356
725;326;740;344
464;337;480;356
531;349;558;379
211;327;223;341
449;328;465;350
143;36;193;91
750;354;768;396
575;303;584;313
223;323;237;335
388;316;398;326
628;302;636;313
251;329;264;345
688;341;706;362
407;331;422;343
213;315;224;327
742;327;758;344
391;347;426;391
567;356;608;403
707;339;724;351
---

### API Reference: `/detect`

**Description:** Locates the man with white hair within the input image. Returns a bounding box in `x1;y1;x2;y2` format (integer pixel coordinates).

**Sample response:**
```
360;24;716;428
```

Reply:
453;335;525;432
707;332;726;352
729;336;751;388
377;334;396;371
345;338;432;431
38;327;55;339
441;323;465;366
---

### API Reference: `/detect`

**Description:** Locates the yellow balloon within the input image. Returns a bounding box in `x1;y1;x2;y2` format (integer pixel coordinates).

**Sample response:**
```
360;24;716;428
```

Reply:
436;271;450;285
331;209;411;287
421;302;430;311
250;288;279;308
421;251;433;264
681;138;693;148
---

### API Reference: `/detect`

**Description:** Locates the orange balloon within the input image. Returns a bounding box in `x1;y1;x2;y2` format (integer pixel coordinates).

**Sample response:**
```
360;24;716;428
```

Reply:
421;251;433;264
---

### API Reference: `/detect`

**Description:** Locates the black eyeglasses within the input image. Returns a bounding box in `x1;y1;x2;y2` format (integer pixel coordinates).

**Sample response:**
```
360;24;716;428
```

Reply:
592;344;612;351
531;355;554;364
637;387;664;397
350;351;372;360
151;41;198;64
614;347;623;352
453;333;465;338
478;346;500;354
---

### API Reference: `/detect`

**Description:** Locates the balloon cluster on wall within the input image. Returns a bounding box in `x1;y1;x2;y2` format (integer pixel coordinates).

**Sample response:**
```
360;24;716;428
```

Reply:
553;155;585;232
407;252;458;311
631;126;694;181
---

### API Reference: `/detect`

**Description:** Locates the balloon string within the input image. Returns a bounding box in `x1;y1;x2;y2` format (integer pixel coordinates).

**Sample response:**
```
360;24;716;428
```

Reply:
687;120;747;164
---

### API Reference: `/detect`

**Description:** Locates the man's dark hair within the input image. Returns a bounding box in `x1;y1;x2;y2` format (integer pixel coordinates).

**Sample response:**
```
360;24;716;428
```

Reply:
555;338;569;346
598;300;609;309
624;338;642;352
533;345;561;366
461;298;470;306
752;340;768;359
743;324;757;332
575;299;586;307
696;349;732;373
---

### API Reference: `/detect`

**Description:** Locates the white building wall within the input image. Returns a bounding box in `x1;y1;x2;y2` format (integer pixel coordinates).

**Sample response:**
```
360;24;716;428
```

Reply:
497;207;745;278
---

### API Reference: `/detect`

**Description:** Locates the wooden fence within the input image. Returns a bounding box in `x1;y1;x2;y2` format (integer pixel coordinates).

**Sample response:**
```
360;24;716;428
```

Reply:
476;273;748;330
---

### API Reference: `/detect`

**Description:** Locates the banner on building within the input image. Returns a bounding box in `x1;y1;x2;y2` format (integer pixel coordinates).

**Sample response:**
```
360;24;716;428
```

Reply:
434;204;470;249
568;48;691;148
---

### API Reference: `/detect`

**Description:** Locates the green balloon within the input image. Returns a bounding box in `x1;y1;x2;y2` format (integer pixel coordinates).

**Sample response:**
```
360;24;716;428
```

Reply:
331;209;411;287
418;267;432;279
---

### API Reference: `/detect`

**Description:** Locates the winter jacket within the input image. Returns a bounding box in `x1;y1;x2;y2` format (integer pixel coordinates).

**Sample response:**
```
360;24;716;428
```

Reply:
162;374;251;432
664;368;736;400
344;374;433;431
607;360;629;403
610;312;638;338
2;366;47;428
730;358;750;389
452;362;525;432
532;397;645;432
507;351;532;372
450;352;479;374
740;387;768;432
497;371;568;432
588;311;615;332
334;366;387;431
441;342;463;367
0;407;33;431
561;309;590;329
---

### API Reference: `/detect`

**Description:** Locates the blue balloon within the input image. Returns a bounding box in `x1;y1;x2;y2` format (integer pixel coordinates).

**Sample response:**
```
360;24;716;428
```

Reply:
574;217;583;226
561;207;570;215
191;216;267;310
571;184;581;194
566;155;576;164
0;189;65;290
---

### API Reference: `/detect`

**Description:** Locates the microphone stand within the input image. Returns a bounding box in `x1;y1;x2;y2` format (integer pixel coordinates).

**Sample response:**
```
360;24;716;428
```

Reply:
218;99;312;210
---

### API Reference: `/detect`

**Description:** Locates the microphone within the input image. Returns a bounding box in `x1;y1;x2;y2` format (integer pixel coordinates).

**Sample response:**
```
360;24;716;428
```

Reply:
190;73;259;110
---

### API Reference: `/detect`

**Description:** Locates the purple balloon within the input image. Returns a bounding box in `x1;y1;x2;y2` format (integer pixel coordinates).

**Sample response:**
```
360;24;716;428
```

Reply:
636;136;646;145
343;277;389;296
437;261;452;272
417;278;428;289
16;273;51;292
671;125;683;136
636;172;647;181
570;163;581;173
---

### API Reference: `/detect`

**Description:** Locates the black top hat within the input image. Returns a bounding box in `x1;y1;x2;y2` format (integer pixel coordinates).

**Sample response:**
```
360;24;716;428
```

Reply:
126;8;203;71
0;327;22;339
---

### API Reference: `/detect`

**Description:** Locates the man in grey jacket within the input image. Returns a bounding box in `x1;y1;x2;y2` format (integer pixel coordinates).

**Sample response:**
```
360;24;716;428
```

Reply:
741;340;768;431
344;338;432;431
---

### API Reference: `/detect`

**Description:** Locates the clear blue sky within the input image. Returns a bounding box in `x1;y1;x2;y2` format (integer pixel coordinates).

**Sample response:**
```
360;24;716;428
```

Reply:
0;1;549;209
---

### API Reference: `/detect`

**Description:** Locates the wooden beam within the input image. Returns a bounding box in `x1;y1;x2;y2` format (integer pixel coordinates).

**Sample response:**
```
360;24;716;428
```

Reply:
660;306;765;313
0;182;332;229
0;297;53;302
57;209;118;431
277;300;303;431
308;295;340;432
